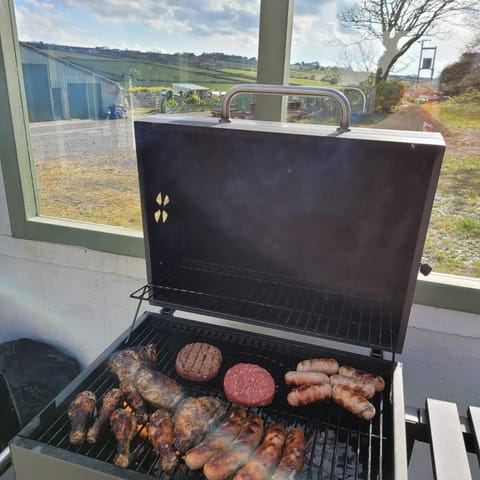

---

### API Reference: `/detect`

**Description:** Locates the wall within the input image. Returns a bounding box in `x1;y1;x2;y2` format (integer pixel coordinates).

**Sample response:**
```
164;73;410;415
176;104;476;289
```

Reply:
0;165;146;367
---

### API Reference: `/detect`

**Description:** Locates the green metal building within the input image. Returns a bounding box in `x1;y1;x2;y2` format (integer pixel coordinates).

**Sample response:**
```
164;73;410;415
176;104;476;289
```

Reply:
20;43;123;122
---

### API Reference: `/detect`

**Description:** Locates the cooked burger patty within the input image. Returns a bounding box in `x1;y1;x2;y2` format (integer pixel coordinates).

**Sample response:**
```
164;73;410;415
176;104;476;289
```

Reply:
176;343;223;381
224;363;275;407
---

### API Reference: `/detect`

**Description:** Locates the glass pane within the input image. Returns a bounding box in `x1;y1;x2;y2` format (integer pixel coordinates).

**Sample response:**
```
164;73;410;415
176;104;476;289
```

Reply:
13;0;260;231
291;2;479;278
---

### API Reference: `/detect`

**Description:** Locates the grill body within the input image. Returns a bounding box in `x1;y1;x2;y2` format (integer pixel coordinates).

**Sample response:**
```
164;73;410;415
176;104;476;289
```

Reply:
11;312;406;479
11;108;442;479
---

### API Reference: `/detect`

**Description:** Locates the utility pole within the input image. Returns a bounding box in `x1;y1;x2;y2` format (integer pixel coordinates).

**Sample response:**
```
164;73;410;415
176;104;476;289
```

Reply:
416;40;437;86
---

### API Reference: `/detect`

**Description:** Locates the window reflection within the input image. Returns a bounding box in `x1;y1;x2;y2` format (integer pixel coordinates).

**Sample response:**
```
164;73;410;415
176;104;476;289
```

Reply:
14;1;260;230
288;1;479;278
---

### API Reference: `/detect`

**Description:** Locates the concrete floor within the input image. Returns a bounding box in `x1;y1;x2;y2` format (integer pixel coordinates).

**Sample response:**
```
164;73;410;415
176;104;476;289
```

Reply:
400;324;480;479
0;467;13;480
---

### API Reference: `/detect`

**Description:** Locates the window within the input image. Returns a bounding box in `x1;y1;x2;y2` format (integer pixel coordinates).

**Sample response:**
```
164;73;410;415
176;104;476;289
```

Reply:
1;0;478;312
287;1;480;282
10;0;260;231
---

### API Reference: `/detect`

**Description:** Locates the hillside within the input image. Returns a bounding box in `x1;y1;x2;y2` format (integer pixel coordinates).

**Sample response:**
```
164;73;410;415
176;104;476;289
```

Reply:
25;42;257;89
24;42;345;90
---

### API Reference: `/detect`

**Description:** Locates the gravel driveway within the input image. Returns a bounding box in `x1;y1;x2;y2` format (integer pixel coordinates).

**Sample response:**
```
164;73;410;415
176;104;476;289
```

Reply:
29;118;137;168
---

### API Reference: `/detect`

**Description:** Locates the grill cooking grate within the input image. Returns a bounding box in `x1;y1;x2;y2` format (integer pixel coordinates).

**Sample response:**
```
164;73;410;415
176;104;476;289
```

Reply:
28;314;391;479
132;259;396;352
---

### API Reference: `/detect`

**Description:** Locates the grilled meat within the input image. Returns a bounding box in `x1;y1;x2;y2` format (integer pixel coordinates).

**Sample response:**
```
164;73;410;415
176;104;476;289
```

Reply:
134;365;183;410
184;406;248;470
120;380;149;424
233;423;286;480
109;343;157;383
68;391;96;445
110;408;137;468
332;384;376;420
173;396;227;452
287;383;332;407
203;413;264;480
296;358;339;375
148;409;178;472
86;388;123;443
329;374;375;399
338;365;385;392
285;371;329;386
271;428;306;480
175;342;223;381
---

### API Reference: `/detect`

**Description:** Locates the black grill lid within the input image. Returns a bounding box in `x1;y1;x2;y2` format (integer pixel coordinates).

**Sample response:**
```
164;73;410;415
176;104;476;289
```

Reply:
134;115;444;354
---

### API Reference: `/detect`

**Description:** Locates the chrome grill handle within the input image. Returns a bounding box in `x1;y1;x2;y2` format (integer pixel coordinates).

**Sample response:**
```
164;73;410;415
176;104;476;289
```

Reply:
219;83;351;132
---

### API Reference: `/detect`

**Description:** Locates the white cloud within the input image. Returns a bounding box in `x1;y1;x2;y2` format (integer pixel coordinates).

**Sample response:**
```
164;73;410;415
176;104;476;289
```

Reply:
61;0;260;37
291;0;356;65
13;0;475;73
15;1;93;46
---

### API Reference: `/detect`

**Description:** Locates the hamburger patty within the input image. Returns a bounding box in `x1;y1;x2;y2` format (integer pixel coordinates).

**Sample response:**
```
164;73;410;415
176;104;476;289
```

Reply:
224;363;275;407
176;343;223;381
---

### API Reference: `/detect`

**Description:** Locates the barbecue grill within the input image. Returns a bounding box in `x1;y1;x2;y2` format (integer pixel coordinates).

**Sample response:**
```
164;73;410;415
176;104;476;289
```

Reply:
10;85;445;480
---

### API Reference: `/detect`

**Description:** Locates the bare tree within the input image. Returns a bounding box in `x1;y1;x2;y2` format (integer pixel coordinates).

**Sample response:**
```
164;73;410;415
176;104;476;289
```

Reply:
465;13;480;51
338;0;479;83
339;40;378;75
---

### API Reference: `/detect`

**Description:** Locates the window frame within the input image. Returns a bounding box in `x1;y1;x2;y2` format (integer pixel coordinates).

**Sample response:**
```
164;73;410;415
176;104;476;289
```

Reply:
1;0;478;314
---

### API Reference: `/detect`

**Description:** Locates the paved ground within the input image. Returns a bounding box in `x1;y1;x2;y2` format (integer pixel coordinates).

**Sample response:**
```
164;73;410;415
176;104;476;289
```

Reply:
29;118;137;168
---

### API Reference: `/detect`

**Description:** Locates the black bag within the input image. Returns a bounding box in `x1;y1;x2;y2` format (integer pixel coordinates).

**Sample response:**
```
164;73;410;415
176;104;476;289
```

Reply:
0;338;80;450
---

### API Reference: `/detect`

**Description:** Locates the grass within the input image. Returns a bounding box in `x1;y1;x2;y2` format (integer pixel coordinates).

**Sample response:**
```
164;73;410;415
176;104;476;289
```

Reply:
47;48;264;89
219;68;257;79
35;160;142;230
423;154;480;277
456;218;480;237
422;99;480;129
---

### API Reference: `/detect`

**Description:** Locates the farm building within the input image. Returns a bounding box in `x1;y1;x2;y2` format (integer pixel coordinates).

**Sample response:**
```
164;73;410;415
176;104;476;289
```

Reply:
172;83;209;100
20;43;124;122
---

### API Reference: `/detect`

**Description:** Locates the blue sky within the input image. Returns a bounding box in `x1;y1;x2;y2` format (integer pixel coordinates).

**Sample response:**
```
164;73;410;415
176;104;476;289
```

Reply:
13;0;475;76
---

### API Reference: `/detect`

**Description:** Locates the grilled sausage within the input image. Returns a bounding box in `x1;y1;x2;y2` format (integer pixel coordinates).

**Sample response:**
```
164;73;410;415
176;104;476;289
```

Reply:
233;423;286;480
287;383;332;407
329;374;375;399
332;385;376;420
271;428;306;480
285;371;329;386
338;366;385;392
295;358;339;375
184;406;247;470
203;413;264;480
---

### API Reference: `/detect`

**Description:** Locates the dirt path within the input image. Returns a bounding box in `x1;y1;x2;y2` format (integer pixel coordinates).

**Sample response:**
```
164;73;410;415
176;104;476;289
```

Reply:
374;104;480;159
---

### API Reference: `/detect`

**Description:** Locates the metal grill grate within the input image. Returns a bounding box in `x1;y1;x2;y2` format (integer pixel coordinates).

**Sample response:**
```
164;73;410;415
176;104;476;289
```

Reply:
132;259;396;352
25;314;392;480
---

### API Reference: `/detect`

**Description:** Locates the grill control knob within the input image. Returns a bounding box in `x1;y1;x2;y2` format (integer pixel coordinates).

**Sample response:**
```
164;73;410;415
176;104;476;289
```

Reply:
420;263;432;276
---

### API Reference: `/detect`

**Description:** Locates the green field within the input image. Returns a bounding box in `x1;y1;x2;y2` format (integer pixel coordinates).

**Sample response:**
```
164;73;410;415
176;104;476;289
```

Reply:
40;47;257;88
37;45;342;92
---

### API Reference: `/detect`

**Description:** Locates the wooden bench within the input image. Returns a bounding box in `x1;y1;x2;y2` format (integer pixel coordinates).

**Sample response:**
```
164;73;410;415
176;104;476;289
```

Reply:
405;399;480;479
